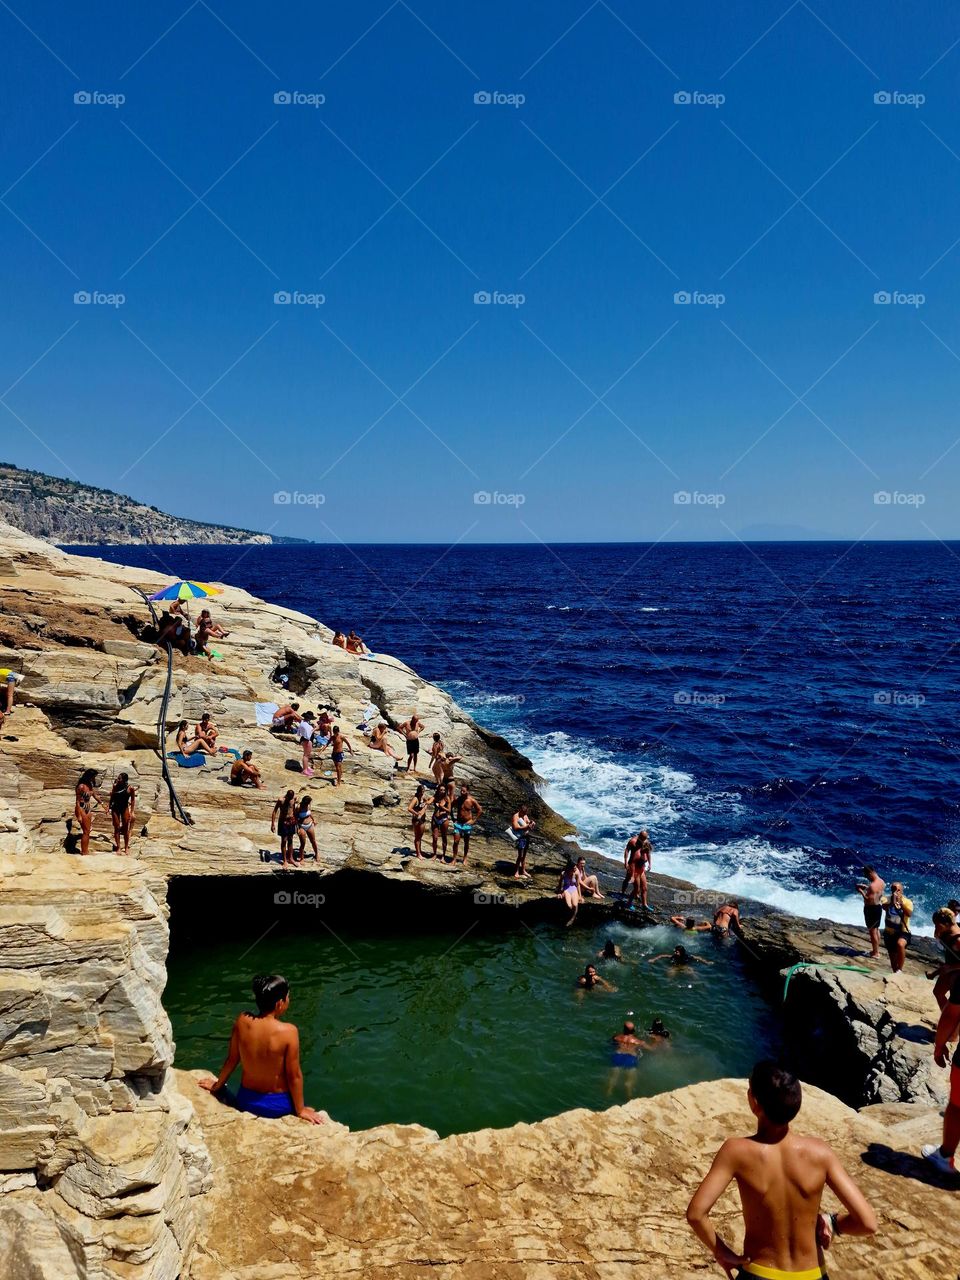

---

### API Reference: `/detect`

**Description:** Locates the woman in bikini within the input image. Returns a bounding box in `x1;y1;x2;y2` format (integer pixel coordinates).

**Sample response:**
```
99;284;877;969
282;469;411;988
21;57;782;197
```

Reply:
271;789;298;868
74;768;101;855
296;795;318;862
108;772;136;854
407;784;429;857
176;720;213;756
431;785;451;860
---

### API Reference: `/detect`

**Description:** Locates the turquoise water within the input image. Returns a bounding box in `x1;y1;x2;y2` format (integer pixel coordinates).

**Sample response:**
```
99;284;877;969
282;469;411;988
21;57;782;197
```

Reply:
165;918;781;1136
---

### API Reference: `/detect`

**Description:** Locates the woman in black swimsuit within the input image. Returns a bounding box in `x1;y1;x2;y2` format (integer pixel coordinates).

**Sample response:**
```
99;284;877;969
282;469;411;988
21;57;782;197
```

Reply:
109;772;136;854
431;785;451;860
408;784;429;858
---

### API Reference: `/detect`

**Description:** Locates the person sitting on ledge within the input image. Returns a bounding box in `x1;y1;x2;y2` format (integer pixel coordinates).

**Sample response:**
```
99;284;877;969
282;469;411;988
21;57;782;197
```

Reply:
574;856;605;900
687;1059;877;1278
230;750;263;788
368;722;401;761
271;702;302;732
346;629;367;654
199;974;325;1124
670;914;712;932
195;711;219;747
332;631;347;649
197;607;229;639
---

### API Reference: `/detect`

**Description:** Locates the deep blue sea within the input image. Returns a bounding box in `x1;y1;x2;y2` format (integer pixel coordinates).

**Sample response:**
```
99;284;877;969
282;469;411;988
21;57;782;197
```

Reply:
72;541;960;930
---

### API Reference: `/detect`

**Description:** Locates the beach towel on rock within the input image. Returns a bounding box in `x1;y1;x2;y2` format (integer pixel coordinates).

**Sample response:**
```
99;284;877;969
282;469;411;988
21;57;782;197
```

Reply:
256;702;279;727
167;752;206;769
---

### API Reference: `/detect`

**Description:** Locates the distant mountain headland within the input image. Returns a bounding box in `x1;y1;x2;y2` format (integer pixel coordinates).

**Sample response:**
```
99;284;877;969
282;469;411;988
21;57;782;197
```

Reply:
0;463;305;545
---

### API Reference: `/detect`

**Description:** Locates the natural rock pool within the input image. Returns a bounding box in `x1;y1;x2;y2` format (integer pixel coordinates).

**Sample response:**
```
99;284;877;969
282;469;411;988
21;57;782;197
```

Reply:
166;912;782;1136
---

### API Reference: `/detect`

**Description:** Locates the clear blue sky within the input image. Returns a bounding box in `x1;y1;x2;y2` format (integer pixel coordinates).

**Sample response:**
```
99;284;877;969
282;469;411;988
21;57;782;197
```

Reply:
2;1;959;542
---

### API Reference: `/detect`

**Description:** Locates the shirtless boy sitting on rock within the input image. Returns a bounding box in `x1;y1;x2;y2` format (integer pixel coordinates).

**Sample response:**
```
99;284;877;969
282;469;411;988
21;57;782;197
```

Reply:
687;1060;876;1279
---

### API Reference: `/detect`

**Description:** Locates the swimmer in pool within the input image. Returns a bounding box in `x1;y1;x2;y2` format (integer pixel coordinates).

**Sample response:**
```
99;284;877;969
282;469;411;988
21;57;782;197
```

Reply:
577;963;616;992
669;915;712;933
607;1020;644;1097
648;944;712;970
597;938;623;962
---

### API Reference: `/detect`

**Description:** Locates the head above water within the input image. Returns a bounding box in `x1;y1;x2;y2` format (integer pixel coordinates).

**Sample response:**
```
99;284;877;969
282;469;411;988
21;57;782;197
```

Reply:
749;1060;802;1126
650;1018;670;1038
601;939;619;958
252;974;289;1015
584;964;597;978
685;917;695;929
673;945;688;961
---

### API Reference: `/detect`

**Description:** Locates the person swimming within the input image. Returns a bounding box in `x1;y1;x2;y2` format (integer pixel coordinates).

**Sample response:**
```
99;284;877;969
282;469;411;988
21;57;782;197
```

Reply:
597;938;623;962
198;974;325;1124
610;1020;643;1067
648;944;712;969
577;963;615;991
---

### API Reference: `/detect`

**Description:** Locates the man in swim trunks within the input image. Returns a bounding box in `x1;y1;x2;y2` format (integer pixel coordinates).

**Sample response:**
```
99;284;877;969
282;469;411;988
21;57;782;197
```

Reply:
398;712;425;773
687;1059;877;1278
199;974;325;1124
271;789;299;868
346;630;366;654
230;751;263;788
881;881;912;973
854;865;885;959
713;902;743;938
451;783;483;864
272;702;302;732
921;967;960;1176
318;725;352;787
607;1019;643;1096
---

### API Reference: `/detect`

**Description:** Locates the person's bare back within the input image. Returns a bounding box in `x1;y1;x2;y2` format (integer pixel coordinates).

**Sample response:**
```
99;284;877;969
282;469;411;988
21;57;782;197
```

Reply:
687;1061;876;1277
234;1012;296;1093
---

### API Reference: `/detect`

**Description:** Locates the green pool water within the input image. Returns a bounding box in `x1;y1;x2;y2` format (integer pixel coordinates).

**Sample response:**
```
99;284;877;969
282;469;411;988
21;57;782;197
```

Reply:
164;917;782;1136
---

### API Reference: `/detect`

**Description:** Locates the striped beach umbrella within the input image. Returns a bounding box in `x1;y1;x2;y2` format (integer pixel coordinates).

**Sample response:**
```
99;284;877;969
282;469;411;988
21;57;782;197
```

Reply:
148;580;223;601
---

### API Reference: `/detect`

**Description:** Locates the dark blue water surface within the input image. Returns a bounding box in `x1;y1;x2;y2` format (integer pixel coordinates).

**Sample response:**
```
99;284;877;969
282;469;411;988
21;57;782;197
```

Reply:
72;541;960;928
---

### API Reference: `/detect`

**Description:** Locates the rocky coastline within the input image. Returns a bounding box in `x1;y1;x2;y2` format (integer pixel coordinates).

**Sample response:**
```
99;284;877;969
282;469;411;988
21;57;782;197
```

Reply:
0;520;956;1279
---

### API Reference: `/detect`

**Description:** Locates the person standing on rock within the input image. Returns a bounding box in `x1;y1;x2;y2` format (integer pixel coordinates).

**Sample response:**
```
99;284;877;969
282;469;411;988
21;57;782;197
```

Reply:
74;768;102;855
318;726;353;787
855;866;885;959
271;789;298;868
429;732;445;783
511;805;535;879
297;712;316;777
623;831;652;912
398;712;425;773
921;966;960;1176
451;783;483;865
881;881;913;973
108;772;136;855
687;1059;877;1278
0;666;23;714
408;784;429;857
431;784;451;859
198;974;326;1124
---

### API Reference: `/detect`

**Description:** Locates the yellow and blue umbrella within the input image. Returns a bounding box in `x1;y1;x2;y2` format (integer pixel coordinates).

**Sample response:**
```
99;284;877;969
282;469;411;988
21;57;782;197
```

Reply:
148;580;223;601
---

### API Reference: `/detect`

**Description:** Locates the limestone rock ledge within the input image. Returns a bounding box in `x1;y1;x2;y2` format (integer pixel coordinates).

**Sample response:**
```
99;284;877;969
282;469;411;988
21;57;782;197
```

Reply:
181;1072;958;1280
0;855;211;1280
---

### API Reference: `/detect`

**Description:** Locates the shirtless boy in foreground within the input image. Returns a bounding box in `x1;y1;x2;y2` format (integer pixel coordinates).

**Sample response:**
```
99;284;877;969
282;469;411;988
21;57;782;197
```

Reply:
199;974;325;1123
687;1060;876;1278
